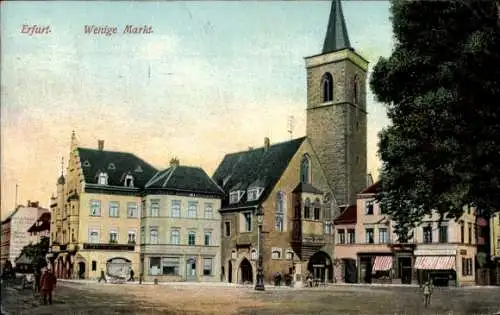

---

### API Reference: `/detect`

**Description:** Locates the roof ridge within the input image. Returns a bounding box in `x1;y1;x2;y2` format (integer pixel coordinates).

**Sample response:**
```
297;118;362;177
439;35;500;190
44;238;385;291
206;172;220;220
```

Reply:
224;137;306;157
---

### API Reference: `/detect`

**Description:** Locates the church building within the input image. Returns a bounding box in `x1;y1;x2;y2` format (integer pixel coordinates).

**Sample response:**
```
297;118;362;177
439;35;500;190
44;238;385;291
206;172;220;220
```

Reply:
213;0;369;285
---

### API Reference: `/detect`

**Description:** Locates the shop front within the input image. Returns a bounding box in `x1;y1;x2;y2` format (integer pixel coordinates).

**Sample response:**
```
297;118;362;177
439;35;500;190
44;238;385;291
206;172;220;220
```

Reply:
414;255;456;286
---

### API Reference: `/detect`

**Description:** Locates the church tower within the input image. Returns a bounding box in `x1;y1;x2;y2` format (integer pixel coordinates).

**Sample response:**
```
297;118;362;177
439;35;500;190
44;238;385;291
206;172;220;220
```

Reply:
305;0;368;206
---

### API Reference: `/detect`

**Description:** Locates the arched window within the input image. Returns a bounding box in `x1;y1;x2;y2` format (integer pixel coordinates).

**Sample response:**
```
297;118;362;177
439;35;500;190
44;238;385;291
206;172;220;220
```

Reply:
353;75;359;104
276;191;285;232
304;198;311;219
300;155;310;184
321;72;333;102
313;198;321;220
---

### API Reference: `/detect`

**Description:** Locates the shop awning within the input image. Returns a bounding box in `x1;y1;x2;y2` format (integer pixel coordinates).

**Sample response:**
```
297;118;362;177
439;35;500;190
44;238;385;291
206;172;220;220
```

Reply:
372;256;393;271
414;256;455;270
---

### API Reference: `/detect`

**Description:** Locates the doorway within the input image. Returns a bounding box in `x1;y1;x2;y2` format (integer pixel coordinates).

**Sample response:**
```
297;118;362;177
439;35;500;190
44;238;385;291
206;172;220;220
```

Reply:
307;251;333;283
186;257;197;281
78;262;86;279
228;260;233;283
359;257;373;284
398;257;412;284
239;258;253;284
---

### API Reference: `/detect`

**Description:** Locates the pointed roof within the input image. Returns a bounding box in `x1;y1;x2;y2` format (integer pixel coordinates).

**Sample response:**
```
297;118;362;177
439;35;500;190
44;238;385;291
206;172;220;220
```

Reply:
322;0;351;54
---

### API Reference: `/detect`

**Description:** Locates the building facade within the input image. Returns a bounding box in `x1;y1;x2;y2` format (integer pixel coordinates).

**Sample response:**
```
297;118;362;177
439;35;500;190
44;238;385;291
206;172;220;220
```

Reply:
334;182;478;286
1;201;49;269
490;214;500;284
27;212;51;245
49;133;157;280
140;159;224;282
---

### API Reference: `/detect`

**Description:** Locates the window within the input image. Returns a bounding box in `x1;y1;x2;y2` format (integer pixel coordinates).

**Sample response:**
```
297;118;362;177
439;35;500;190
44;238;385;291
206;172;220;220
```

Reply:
92;261;97;271
127;202;138;218
438;224;448;243
276;191;285;232
462;258;473;276
203;258;213;276
98;172;108;185
140;226;145;244
250;249;258;260
90;200;101;216
304;198;311;219
188;202;197;218
124;174;134;187
128;231;136;244
313;205;321;220
324;222;332;234
271;248;282;259
243;212;252;232
423;226;433;243
88;229;99;243
150;227;158;244
149;257;161;275
347;229;356;244
150;200;160;217
171;200;181;217
468;223;472;244
353;75;359;104
141;200;146;218
321;72;333;102
109;201;119;217
300;155;310;184
224;222;231;237
109;230;118;243
379;228;388;243
365;228;374;244
170;229;180;245
204;231;212;246
285;250;293;260
229;191;240;204
460;222;465;243
162;257;180;276
247;189;259;201
337;229;345;244
365;200;374;215
204;203;213;219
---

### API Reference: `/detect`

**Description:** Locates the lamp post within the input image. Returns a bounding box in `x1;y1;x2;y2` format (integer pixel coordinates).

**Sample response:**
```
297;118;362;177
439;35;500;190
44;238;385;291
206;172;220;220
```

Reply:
255;206;265;291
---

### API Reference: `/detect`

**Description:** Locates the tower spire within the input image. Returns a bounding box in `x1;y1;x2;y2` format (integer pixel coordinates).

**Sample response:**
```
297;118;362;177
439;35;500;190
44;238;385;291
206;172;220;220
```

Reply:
60;157;64;176
322;0;351;54
70;130;78;152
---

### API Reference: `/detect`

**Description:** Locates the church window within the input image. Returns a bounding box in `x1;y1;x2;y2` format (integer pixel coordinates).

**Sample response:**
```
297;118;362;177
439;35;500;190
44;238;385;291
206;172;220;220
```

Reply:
300;155;311;184
321;72;333;102
353;75;359;104
276;191;285;232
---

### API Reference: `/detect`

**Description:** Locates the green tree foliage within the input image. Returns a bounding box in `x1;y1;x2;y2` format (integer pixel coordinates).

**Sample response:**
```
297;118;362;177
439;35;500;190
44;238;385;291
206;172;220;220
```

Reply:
370;0;500;240
17;237;49;270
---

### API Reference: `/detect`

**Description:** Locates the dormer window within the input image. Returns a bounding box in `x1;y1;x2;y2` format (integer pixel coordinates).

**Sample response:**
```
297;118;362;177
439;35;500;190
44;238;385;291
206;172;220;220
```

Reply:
247;188;263;202
98;172;108;185
124;174;134;187
134;165;143;173
229;190;244;204
82;160;91;167
108;163;116;170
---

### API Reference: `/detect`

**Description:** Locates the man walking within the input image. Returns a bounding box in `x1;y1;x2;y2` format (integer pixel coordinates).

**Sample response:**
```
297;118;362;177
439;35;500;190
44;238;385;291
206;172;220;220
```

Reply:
423;280;433;307
98;269;107;283
33;268;41;293
40;268;57;305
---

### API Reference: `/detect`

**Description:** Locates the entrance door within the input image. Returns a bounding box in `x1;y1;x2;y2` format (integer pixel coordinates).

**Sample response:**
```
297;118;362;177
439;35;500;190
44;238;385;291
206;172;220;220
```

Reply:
239;258;253;284
228;261;233;283
186;258;197;281
78;262;86;279
398;257;412;284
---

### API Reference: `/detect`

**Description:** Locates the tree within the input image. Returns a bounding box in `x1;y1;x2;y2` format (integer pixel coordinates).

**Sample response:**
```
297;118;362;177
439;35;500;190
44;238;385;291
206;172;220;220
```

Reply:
370;0;500;240
16;237;50;270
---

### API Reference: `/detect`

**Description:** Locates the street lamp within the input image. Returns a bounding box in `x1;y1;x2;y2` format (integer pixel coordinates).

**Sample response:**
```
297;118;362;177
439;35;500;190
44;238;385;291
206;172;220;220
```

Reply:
255;206;265;291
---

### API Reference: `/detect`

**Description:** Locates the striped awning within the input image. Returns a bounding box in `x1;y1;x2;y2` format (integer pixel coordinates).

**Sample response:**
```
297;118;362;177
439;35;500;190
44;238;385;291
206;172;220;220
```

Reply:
372;256;393;271
414;256;456;270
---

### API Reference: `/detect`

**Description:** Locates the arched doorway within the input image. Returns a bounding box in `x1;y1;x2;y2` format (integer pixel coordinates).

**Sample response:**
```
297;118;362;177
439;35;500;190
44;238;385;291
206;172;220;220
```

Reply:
78;262;86;279
239;258;253;284
228;260;233;283
308;251;333;283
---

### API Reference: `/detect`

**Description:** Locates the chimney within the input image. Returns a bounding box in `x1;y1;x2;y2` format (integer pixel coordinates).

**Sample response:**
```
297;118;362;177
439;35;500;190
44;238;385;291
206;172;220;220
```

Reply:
170;157;180;167
264;137;270;151
98;140;104;151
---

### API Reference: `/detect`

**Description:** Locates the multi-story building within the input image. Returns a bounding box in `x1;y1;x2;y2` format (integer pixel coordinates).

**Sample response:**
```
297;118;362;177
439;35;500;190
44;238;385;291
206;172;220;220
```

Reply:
1;201;49;269
334;181;478;286
49;133;157;280
27;211;51;245
140;158;224;282
212;0;368;286
490;214;500;284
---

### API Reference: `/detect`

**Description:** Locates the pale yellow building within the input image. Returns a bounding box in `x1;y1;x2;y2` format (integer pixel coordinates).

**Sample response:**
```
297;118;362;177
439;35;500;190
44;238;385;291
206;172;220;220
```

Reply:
491;214;500;284
49;132;157;280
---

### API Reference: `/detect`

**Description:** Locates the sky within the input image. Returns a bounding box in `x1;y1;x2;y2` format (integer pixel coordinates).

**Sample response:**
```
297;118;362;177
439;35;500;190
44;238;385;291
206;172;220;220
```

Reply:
0;1;394;218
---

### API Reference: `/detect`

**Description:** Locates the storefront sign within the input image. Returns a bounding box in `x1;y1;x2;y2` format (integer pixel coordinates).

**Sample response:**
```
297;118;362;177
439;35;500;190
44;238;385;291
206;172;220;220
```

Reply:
83;243;134;251
414;249;456;256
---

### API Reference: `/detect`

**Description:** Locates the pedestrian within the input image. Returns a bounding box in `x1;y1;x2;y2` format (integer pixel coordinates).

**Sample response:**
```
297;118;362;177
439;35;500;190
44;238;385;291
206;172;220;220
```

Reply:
129;269;135;282
276;272;282;287
34;268;41;293
422;280;433;307
98;269;107;283
40;268;57;305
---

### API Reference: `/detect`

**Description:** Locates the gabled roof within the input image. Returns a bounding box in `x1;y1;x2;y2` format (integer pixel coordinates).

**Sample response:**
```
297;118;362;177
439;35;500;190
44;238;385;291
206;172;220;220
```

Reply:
27;212;51;233
77;147;157;189
213;137;306;209
292;182;323;195
145;165;224;196
333;204;357;225
359;181;381;195
322;0;351;54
